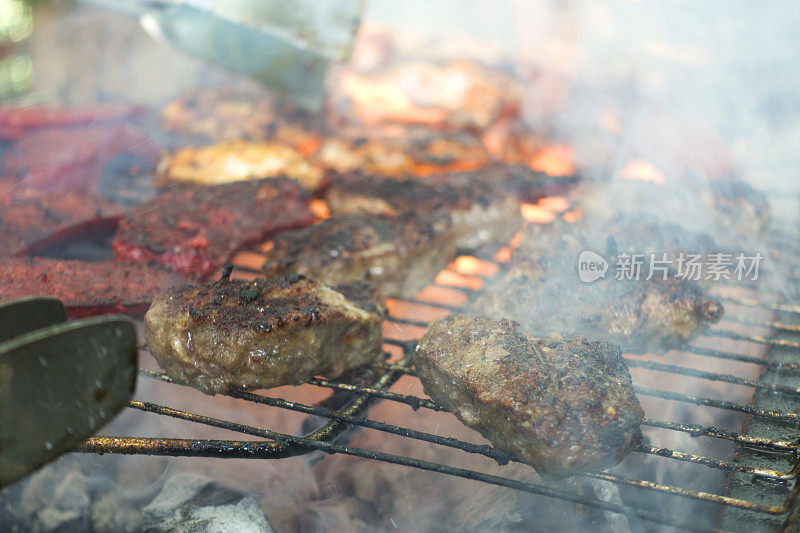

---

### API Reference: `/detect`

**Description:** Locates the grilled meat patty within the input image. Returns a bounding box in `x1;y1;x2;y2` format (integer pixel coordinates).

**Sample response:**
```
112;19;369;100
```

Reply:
324;165;559;250
0;181;121;256
473;234;723;353
0;257;182;318
144;274;385;394
414;314;643;477
261;214;455;299
113;178;313;280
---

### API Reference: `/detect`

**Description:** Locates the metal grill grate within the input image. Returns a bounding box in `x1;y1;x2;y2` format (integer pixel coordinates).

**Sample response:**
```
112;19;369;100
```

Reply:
75;226;800;533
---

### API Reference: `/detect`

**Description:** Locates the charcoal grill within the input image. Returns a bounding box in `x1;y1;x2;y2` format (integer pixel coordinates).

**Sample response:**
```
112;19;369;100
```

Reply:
71;202;800;532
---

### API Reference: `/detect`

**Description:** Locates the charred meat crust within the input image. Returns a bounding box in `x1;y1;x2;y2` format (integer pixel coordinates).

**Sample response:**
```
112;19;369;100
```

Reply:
144;275;385;395
0;257;182;318
325;165;539;250
414;314;643;478
261;214;456;299
112;178;313;280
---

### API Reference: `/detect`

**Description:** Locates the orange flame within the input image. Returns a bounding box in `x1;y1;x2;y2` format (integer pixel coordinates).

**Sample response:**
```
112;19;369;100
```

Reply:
530;144;575;176
619;159;665;184
521;195;569;223
340;71;448;125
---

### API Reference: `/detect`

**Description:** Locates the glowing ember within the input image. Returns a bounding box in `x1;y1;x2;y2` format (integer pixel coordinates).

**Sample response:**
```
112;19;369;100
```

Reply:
563;208;582;223
452;256;499;277
521;196;569;223
619;159;666;184
310;198;331;219
521;203;557;223
340;71;447;125
434;270;483;291
530;144;575;176
537;196;569;212
494;246;512;263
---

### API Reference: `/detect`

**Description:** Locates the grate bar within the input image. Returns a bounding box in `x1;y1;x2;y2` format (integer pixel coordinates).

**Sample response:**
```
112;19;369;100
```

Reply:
642;418;798;451
633;444;796;481
77;400;776;531
715;295;800;315
706;329;800;349
723;316;800;335
625;358;800;396
138;369;795;480
680;346;800;374
635;385;800;424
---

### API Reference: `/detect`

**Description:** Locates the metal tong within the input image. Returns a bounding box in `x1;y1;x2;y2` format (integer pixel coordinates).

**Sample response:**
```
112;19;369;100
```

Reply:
0;297;138;487
85;0;365;109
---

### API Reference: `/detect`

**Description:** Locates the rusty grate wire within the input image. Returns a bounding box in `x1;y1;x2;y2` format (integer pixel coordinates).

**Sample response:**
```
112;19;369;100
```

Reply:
75;230;800;533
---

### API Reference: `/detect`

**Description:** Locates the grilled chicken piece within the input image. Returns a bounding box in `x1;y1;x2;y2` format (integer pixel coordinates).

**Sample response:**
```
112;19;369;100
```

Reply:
155;140;325;191
0;181;121;256
261;214;455;299
112;178;313;280
144;274;385;395
0;257;182;318
325;168;527;250
414;314;643;478
473;248;723;353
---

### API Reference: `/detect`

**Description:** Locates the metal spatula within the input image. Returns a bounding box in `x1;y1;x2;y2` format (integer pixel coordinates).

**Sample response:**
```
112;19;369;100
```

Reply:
85;0;365;109
0;297;138;488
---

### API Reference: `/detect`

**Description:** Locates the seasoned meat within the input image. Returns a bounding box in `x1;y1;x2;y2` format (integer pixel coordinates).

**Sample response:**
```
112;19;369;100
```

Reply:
144;274;385;394
112;178;313;280
1;123;160;193
154;140;325;191
332;62;521;131
414;314;643;477
0;181;121;256
160;86;322;142
325;169;521;250
473;243;723;352
0;257;182;318
313;131;489;178
261;214;455;299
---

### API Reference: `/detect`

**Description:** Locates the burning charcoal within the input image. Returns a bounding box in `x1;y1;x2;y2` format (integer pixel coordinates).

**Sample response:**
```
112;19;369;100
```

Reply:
141;473;273;533
414;314;644;478
261;214;456;299
112;178;313;280
144;275;385;394
154;140;325;191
